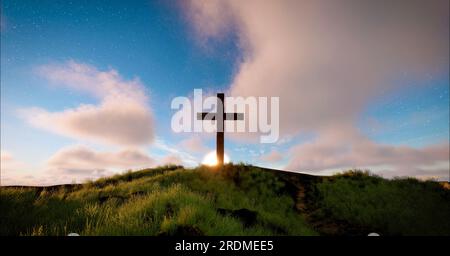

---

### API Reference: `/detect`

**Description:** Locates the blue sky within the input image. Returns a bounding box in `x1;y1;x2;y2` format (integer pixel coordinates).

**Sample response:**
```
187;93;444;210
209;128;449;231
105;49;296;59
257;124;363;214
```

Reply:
1;0;449;185
360;75;449;148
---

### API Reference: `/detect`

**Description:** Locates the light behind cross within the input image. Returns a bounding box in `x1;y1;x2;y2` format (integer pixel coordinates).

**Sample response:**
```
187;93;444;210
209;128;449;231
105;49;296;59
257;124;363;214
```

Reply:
197;93;244;167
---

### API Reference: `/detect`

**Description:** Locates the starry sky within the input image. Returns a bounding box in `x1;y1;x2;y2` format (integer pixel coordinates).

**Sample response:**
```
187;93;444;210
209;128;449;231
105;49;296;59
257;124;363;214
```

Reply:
1;0;449;185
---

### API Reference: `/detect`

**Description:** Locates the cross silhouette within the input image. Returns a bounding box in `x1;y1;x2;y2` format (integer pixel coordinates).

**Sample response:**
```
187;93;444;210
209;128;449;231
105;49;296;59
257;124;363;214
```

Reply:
197;93;244;166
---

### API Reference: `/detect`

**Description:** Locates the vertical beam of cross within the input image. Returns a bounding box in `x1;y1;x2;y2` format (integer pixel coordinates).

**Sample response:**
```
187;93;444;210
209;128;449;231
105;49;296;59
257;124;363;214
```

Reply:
197;93;244;167
216;93;225;166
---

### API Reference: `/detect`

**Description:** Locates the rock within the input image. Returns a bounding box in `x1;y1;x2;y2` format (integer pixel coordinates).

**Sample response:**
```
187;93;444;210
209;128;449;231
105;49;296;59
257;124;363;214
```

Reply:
217;208;258;227
98;195;126;204
165;203;175;218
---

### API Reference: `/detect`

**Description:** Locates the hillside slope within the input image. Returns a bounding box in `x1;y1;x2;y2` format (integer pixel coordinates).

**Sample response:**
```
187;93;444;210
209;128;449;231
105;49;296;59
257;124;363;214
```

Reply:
1;164;449;236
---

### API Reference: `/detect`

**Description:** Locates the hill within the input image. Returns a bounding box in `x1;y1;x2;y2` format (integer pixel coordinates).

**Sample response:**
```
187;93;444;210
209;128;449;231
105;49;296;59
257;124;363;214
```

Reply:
1;164;449;236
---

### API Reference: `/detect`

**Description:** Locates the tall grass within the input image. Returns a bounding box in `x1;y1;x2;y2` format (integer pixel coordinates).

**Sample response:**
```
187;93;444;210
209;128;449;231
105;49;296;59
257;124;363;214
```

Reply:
3;166;448;236
0;164;316;236
315;170;450;235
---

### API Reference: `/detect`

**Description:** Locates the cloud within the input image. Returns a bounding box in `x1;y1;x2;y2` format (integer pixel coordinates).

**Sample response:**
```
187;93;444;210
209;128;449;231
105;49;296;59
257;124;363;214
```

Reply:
2;146;156;186
260;150;283;162
183;0;235;41
185;0;449;178
48;145;155;170
154;138;199;166
187;0;448;135
158;154;184;166
21;61;154;146
0;150;33;186
166;135;216;166
13;61;157;184
286;126;449;179
1;150;13;162
1;150;27;173
22;100;154;146
47;145;155;179
178;136;209;153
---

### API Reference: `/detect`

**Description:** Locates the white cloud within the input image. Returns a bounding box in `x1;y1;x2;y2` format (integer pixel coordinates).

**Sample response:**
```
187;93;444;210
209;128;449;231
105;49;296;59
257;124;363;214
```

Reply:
2;146;156;186
178;136;209;154
286;126;449;180
185;0;449;178
21;61;154;146
187;0;448;135
0;150;33;186
36;61;148;102
46;145;155;181
1;150;13;162
154;138;199;166
158;154;183;166
260;150;283;163
48;145;154;170
1;150;27;174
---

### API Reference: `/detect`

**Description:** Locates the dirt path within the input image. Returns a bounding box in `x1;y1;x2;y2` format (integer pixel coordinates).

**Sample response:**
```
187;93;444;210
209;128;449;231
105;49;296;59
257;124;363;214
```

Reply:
259;167;369;236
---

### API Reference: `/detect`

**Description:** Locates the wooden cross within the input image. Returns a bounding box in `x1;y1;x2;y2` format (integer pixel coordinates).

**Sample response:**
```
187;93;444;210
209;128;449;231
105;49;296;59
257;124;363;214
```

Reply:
197;93;244;166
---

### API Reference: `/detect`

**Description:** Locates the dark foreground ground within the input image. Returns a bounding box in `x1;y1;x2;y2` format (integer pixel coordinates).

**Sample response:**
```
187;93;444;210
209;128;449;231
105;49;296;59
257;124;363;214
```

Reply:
1;164;449;236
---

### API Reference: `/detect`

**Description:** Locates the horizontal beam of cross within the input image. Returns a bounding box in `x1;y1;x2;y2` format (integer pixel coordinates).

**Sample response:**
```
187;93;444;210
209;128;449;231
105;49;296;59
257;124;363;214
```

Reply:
197;112;244;121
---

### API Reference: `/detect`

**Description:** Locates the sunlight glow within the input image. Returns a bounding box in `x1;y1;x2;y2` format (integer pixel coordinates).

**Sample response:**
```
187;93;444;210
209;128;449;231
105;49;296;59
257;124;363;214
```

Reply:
202;151;230;166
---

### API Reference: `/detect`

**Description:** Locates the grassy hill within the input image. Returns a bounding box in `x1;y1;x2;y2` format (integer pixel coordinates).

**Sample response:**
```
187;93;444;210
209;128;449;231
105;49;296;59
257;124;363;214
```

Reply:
1;164;449;236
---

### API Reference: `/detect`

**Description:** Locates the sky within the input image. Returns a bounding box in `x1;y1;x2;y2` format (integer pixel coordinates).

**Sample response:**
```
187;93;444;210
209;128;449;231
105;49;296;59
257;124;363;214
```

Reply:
1;0;449;185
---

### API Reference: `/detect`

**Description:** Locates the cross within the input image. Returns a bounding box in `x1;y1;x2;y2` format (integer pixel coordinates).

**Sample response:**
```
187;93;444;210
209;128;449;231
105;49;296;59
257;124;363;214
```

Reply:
197;93;244;167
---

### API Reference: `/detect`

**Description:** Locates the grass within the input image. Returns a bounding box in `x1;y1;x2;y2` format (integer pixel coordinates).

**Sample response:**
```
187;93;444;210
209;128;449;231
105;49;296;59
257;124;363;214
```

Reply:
1;165;449;236
314;170;450;235
0;164;316;236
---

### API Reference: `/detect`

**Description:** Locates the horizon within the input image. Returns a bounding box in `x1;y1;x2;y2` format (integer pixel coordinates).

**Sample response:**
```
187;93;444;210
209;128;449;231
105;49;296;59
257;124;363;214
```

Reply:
1;0;449;186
